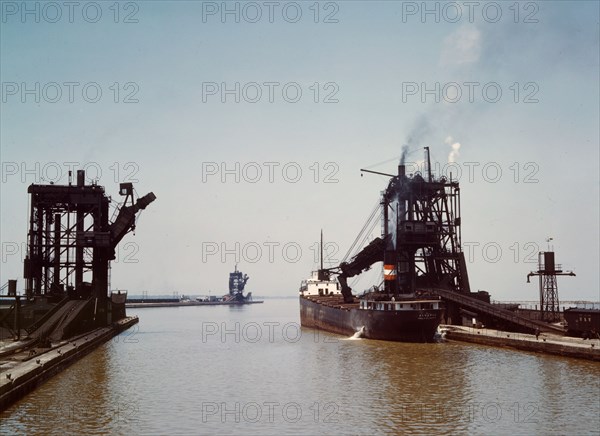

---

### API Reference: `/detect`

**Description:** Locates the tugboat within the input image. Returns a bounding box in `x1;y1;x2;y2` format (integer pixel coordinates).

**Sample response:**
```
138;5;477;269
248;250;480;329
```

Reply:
300;148;470;342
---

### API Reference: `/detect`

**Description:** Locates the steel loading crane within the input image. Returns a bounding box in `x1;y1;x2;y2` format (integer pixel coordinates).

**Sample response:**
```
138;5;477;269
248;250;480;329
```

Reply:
321;147;469;304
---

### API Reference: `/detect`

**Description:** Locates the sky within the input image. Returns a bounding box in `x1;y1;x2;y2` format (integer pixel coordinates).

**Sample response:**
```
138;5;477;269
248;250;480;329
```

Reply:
1;0;598;302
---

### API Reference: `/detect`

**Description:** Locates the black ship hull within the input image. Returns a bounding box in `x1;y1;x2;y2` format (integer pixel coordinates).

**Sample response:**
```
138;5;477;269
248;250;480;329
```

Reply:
300;296;443;343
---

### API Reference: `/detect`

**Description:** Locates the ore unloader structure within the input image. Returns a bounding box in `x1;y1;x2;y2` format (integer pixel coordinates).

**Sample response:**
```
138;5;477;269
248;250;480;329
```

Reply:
0;170;155;410
301;148;566;340
20;170;155;337
336;149;470;304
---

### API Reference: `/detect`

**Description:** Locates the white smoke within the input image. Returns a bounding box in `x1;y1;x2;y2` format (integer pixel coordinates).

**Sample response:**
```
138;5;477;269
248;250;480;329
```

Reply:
440;25;482;67
445;136;461;163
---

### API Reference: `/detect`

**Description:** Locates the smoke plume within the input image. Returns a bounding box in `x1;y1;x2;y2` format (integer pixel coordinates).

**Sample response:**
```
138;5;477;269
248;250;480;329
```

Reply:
399;145;409;165
445;136;461;163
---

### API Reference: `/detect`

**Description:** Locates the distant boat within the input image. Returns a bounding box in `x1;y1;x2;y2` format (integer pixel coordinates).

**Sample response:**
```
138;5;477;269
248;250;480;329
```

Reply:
126;267;263;308
195;265;263;305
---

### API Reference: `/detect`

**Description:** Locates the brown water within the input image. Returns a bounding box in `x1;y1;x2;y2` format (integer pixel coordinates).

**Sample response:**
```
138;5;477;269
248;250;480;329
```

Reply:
2;298;599;435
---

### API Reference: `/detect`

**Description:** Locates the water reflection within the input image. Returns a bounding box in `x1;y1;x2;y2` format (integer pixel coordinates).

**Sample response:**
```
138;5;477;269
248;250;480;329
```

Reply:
1;299;599;435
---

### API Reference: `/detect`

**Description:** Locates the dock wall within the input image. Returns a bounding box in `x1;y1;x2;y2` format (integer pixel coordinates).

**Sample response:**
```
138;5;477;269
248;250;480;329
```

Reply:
443;326;600;362
0;316;138;411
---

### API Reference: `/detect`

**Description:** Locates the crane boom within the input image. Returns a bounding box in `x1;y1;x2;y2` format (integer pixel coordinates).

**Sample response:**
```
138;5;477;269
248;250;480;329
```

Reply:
336;237;386;303
110;192;156;252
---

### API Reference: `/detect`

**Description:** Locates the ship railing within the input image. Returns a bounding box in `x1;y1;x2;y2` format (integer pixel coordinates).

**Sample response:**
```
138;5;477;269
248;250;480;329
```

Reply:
360;300;440;311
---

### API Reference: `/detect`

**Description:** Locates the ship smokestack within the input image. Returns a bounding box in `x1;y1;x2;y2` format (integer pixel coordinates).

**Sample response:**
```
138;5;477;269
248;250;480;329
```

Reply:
76;170;85;187
398;164;405;178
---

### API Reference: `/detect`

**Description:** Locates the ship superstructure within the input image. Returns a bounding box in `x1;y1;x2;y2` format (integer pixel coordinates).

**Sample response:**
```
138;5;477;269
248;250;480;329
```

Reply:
300;147;468;342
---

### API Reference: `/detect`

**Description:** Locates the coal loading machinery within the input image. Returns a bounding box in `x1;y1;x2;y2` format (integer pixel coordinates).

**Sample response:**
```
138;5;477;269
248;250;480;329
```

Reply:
331;147;470;305
2;170;156;342
228;265;251;302
319;147;567;335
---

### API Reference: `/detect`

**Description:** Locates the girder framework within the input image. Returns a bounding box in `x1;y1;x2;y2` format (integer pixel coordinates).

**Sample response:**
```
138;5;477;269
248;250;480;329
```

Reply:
527;251;575;322
332;148;470;303
383;159;470;296
23;170;156;311
24;173;110;301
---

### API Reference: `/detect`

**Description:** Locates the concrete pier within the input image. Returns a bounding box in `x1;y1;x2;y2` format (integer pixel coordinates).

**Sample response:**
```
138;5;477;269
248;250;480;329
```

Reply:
126;300;263;308
441;324;600;361
0;316;139;411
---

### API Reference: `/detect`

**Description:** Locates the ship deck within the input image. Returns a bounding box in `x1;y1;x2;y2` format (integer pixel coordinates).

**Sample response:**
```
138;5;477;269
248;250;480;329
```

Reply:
301;295;441;309
302;295;359;310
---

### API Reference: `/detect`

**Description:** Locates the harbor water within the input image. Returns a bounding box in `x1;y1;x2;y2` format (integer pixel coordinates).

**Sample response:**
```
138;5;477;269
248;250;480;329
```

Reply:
2;298;599;435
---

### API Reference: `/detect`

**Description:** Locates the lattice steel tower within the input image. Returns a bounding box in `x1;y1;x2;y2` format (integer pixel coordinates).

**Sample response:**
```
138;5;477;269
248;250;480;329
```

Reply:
527;248;575;322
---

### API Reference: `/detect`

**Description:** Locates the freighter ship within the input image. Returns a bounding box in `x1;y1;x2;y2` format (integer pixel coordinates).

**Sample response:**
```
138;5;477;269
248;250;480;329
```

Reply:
300;148;471;342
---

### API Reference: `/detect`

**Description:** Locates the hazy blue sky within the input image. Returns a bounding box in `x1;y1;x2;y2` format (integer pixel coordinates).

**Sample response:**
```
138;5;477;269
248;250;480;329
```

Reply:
1;1;598;301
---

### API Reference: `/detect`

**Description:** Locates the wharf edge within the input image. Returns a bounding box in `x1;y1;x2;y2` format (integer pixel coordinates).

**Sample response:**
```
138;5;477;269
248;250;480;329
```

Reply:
442;325;600;362
0;316;138;412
